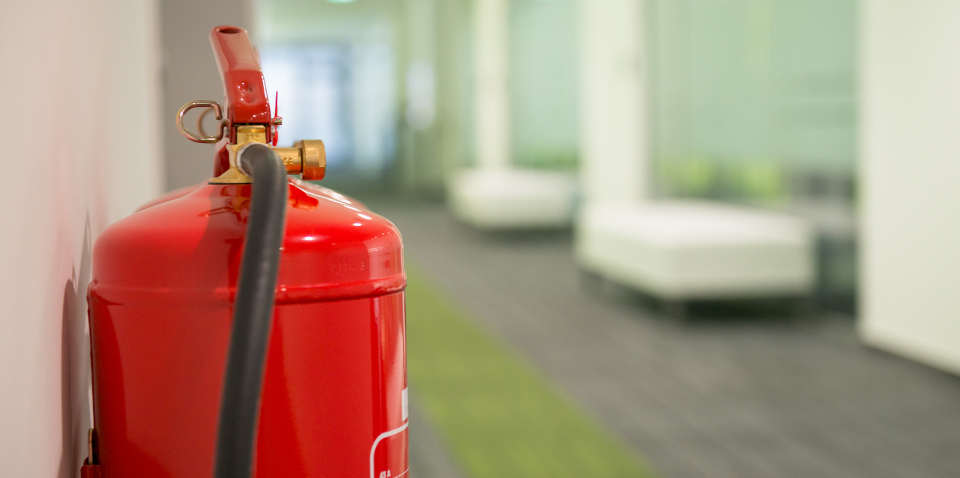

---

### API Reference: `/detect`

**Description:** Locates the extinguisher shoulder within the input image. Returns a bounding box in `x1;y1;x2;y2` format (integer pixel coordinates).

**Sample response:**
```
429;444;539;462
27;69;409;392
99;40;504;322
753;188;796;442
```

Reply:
278;180;406;301
90;180;405;305
91;183;235;301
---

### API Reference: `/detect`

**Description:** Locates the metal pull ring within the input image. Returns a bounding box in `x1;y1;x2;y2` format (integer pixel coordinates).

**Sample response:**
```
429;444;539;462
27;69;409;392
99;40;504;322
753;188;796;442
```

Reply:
177;100;226;143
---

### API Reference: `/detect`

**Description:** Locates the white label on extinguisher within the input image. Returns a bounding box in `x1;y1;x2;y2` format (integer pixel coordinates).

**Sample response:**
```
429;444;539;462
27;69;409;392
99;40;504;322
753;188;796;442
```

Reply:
370;387;410;478
370;423;408;478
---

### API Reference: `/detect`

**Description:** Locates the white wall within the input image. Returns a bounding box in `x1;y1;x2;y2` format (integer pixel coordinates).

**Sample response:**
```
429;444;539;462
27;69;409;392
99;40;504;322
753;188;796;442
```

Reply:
0;1;163;476
859;0;960;373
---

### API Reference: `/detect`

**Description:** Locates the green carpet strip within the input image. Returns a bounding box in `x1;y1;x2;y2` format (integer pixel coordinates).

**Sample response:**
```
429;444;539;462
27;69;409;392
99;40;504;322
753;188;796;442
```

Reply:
405;269;654;478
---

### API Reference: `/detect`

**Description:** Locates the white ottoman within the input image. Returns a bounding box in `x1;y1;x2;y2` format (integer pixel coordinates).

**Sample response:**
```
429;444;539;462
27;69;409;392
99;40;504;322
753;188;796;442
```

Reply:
576;201;815;300
448;168;578;229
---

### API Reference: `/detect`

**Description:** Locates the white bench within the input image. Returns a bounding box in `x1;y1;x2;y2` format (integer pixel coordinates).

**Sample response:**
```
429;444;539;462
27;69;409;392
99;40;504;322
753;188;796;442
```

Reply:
448;168;578;229
576;201;815;300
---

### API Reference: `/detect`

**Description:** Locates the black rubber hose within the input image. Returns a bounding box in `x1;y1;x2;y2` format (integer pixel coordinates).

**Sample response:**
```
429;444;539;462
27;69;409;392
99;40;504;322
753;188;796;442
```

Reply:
214;143;288;478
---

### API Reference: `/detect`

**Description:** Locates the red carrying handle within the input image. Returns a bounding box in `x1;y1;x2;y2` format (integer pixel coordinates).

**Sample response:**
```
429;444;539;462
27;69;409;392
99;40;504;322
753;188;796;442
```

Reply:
209;26;272;127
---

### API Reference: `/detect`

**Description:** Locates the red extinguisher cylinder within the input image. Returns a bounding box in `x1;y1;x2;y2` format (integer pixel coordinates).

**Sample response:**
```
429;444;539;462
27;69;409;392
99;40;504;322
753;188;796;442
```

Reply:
86;25;408;478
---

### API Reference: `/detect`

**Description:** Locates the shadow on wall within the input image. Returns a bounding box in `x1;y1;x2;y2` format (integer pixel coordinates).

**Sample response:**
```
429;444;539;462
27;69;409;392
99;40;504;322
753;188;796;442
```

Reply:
59;222;92;478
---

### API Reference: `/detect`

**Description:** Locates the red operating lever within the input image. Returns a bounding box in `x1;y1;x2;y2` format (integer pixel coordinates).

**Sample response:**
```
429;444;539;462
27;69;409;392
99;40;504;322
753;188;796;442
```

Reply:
209;25;272;127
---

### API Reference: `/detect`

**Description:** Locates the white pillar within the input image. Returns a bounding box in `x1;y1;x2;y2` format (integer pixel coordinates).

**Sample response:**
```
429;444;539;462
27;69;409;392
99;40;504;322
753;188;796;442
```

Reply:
474;0;510;170
859;0;960;373
399;0;439;190
579;0;649;203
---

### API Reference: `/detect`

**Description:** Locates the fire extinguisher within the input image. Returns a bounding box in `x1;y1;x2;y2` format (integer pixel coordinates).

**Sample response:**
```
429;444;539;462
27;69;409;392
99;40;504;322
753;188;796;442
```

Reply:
83;26;408;478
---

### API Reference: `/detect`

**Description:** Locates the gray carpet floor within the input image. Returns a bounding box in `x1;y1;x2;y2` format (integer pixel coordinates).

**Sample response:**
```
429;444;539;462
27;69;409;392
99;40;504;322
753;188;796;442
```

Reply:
375;201;960;478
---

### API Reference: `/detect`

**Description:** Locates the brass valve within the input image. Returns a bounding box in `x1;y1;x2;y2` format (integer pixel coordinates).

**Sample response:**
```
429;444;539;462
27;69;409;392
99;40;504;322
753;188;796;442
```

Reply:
209;126;326;184
177;100;326;184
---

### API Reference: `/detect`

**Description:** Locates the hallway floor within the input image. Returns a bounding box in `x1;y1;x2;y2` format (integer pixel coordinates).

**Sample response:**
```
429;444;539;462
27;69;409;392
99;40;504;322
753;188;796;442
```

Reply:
373;201;960;478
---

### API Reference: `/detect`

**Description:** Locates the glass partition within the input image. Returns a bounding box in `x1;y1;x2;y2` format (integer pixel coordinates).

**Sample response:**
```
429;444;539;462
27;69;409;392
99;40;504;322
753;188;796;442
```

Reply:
256;0;400;185
509;0;579;170
649;0;857;204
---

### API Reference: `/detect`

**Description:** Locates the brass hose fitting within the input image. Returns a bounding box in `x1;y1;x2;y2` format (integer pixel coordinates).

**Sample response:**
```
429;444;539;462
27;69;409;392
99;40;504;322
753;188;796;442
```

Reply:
271;140;326;181
189;123;325;184
177;100;326;184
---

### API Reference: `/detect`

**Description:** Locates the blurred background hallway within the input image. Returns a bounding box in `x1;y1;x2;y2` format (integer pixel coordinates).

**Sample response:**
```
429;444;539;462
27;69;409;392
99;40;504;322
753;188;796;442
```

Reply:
383;201;960;478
